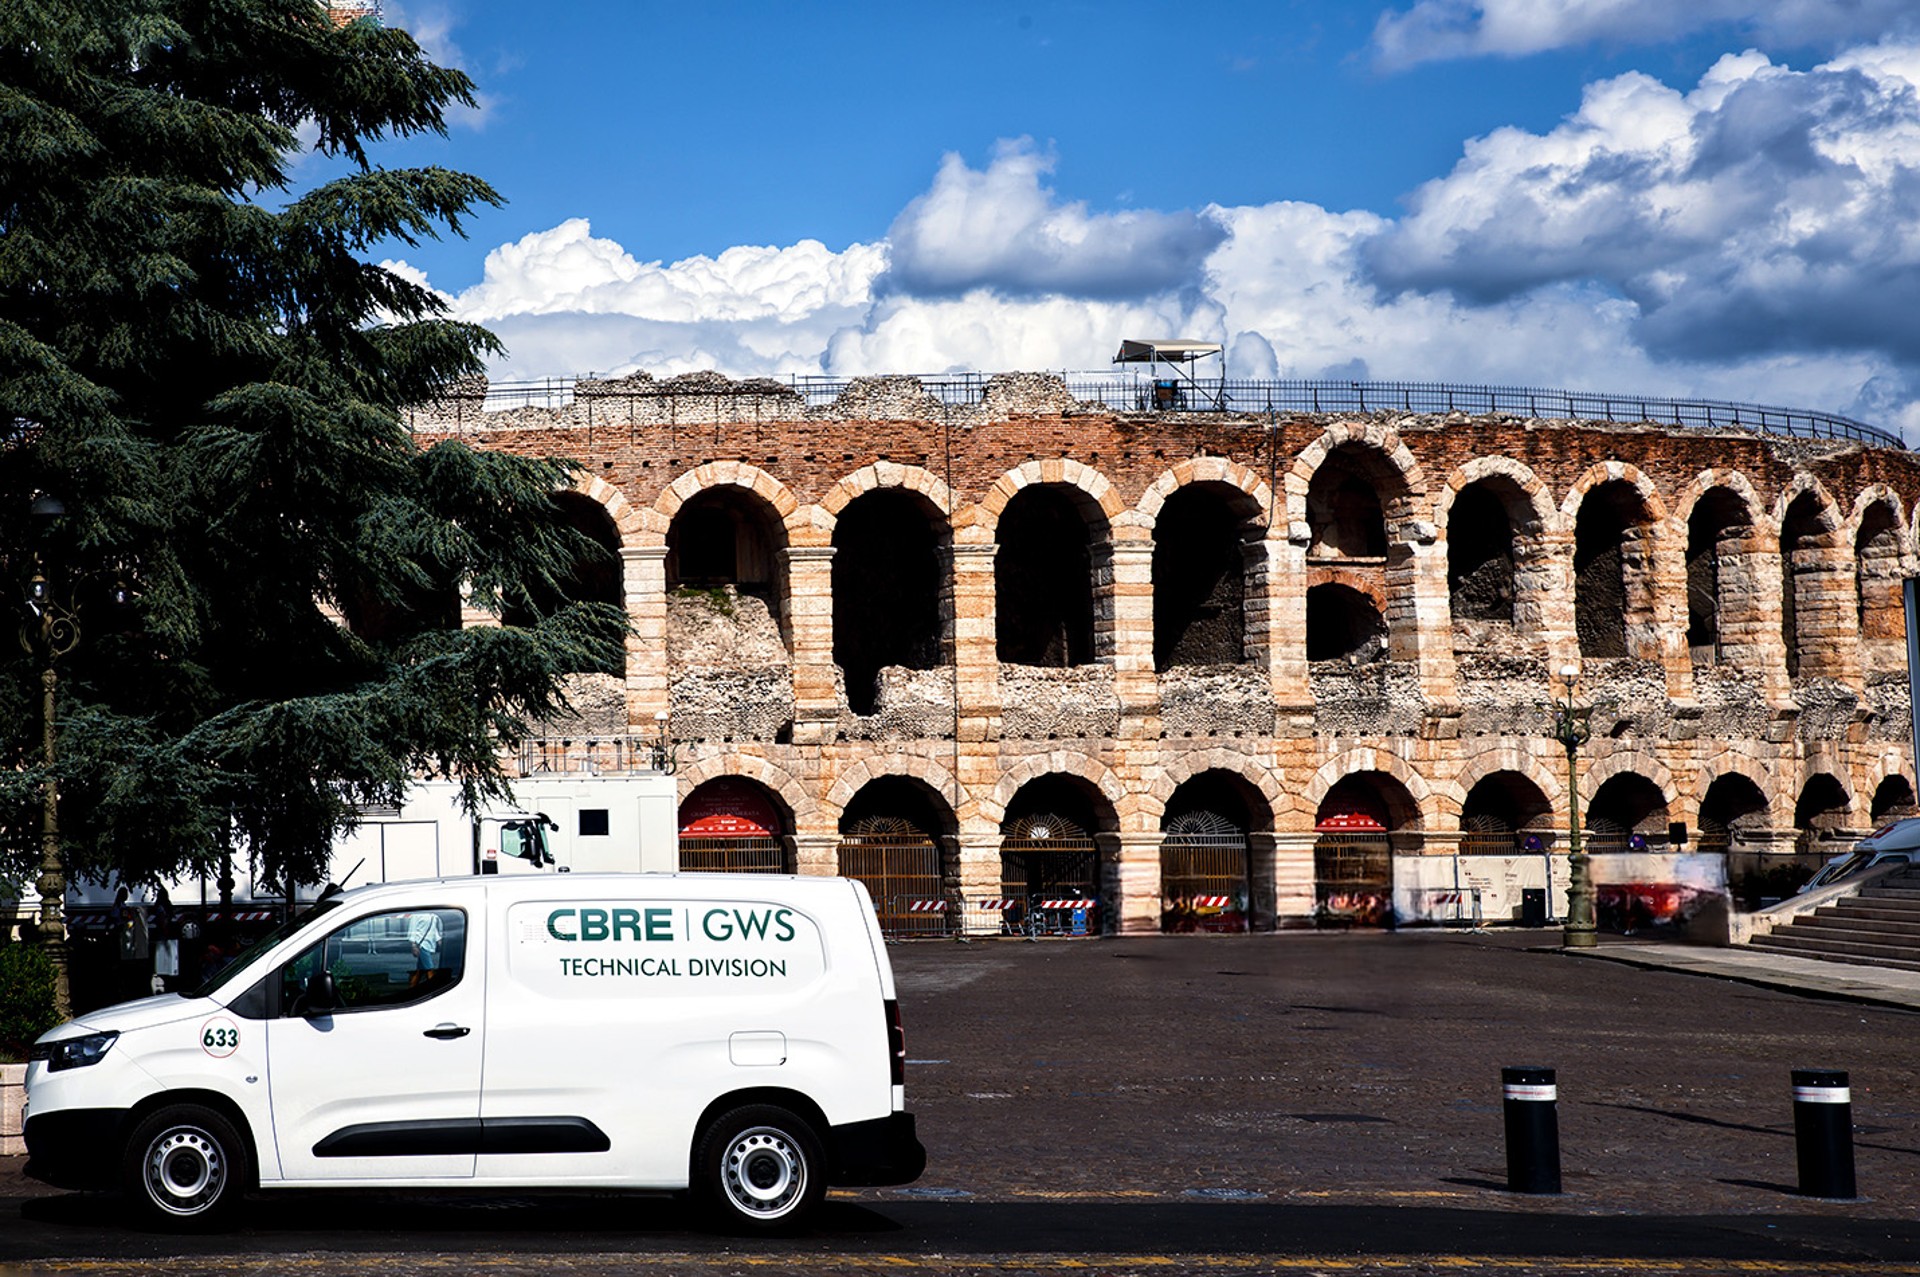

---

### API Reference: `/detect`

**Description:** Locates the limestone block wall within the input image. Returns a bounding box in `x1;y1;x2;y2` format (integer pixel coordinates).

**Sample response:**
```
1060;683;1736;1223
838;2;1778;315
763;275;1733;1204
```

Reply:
410;374;1920;931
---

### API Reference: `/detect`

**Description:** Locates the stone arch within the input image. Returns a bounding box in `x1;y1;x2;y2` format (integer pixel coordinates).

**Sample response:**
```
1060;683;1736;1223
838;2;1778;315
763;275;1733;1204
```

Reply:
1579;751;1677;808
574;472;661;547
1134;457;1275;528
1285;423;1428;532
1674;470;1775;674
1301;749;1434;830
824;753;969;827
1141;749;1291;825
1439;749;1567;823
977;459;1126;534
1851;486;1910;679
1690;755;1783;823
983;750;1133;829
675;753;819;833
1776;475;1853;682
818;462;957;529
1434;455;1557;534
1561;462;1668;663
654;461;800;525
1671;469;1770;534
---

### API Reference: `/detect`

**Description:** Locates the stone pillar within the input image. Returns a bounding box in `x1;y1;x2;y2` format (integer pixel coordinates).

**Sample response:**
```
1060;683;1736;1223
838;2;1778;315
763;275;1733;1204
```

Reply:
1648;531;1697;703
1271;830;1319;924
955;828;1004;935
1247;832;1280;932
791;832;839;878
1106;531;1161;740
948;543;1001;741
1269;527;1314;731
1101;830;1163;934
1536;524;1580;677
784;544;840;744
1794;547;1866;690
621;545;669;729
1399;521;1462;712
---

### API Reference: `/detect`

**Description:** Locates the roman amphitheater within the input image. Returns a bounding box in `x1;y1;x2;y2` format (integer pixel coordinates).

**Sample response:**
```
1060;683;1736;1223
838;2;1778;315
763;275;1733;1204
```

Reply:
405;369;1920;937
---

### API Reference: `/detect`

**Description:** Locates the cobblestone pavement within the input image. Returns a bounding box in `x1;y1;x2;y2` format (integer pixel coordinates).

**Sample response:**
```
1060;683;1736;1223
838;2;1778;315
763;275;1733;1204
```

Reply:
4;929;1919;1275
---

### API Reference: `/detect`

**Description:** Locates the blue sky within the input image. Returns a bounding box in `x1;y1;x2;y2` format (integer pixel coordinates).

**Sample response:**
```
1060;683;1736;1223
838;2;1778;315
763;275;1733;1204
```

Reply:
360;1;1920;435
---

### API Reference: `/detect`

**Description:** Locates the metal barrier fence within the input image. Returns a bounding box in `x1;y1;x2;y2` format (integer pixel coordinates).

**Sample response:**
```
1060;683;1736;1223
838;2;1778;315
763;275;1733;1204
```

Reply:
466;374;1904;449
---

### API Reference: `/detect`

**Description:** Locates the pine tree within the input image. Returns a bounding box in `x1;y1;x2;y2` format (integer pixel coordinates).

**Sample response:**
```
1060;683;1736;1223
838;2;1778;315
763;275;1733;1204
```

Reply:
0;0;625;1010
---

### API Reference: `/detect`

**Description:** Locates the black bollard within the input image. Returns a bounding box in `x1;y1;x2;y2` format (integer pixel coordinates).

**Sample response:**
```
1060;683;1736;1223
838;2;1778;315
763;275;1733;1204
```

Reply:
1791;1068;1857;1198
1502;1066;1561;1194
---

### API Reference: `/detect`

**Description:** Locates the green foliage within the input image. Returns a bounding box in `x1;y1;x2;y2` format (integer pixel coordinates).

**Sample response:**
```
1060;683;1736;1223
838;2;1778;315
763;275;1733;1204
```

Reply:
0;1;629;894
672;585;736;618
0;944;59;1060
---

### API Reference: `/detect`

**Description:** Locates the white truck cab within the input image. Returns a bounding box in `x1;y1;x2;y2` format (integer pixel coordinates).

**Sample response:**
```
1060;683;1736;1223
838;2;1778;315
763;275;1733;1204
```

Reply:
25;873;925;1231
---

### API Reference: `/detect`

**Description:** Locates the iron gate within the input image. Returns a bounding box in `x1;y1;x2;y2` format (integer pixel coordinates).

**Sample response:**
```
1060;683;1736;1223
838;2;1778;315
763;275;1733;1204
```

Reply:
1161;810;1250;933
1314;833;1392;926
677;836;786;873
839;820;946;938
1001;813;1101;937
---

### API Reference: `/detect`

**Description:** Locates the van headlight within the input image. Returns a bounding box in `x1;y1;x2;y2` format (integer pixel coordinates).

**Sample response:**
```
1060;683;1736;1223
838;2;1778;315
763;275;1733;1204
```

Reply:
29;1031;119;1072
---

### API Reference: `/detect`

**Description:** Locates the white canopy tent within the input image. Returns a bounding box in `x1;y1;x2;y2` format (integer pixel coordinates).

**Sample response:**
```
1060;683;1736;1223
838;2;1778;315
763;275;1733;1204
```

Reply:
1112;339;1226;409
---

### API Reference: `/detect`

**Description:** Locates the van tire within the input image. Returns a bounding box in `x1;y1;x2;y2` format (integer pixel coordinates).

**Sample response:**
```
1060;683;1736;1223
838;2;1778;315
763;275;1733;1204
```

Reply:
121;1104;248;1230
694;1104;826;1232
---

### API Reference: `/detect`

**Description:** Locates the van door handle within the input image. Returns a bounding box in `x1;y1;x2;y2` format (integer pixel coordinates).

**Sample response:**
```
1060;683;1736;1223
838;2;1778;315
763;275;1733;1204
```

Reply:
423;1024;471;1040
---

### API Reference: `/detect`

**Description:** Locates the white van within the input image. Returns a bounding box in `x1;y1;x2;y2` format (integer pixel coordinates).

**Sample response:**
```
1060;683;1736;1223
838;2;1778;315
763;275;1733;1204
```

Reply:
24;873;925;1231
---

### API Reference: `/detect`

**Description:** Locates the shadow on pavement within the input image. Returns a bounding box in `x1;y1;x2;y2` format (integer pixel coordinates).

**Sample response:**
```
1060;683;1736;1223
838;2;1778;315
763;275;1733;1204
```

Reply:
8;1195;1920;1264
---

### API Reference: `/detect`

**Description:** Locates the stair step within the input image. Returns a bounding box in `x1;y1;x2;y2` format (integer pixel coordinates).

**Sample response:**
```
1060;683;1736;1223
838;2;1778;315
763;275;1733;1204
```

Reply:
1795;914;1920;939
1745;940;1920;974
1752;930;1920;962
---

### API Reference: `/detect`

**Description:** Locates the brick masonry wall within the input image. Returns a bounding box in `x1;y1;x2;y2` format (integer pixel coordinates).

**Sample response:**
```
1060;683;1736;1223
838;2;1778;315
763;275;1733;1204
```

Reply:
411;375;1920;930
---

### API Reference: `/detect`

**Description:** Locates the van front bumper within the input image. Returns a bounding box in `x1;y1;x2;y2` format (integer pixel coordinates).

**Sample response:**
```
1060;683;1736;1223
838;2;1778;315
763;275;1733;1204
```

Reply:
830;1111;926;1186
25;1109;126;1190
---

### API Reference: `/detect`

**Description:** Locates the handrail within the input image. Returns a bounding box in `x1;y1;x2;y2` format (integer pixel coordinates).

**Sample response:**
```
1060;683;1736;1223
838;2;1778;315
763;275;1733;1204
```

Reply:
451;373;1904;450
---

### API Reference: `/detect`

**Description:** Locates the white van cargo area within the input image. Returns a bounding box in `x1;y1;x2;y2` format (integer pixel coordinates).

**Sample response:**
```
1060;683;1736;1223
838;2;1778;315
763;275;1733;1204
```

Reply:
24;873;925;1231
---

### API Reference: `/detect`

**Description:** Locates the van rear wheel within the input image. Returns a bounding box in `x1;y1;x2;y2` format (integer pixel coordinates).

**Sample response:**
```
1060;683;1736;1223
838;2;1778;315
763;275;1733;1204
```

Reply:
695;1104;826;1231
121;1104;248;1230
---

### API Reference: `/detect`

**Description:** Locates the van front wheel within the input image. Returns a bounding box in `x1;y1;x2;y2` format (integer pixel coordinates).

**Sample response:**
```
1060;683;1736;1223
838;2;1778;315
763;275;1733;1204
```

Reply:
695;1104;826;1231
122;1104;248;1229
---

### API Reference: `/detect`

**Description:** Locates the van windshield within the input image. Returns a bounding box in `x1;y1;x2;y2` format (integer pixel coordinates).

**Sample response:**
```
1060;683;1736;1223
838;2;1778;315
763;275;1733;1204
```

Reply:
186;900;341;1000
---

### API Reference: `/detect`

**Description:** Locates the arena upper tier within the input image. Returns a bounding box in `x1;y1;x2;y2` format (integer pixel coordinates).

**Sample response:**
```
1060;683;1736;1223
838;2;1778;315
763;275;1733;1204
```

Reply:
405;371;1920;935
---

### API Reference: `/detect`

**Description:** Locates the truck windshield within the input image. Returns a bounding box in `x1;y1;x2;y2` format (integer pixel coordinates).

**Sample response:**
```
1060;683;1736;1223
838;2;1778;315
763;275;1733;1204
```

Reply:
186;900;341;1000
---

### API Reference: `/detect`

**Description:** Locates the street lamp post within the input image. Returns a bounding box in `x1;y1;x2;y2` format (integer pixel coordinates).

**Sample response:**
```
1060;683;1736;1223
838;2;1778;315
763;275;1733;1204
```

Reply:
1550;663;1597;949
21;495;78;1016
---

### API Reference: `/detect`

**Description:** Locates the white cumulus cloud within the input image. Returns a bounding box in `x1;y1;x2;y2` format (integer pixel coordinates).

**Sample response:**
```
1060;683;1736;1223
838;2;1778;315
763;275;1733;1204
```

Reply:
1371;0;1920;70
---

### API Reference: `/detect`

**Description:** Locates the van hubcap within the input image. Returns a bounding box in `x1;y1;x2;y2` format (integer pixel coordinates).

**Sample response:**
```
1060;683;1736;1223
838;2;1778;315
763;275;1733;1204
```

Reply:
722;1127;804;1217
145;1126;225;1215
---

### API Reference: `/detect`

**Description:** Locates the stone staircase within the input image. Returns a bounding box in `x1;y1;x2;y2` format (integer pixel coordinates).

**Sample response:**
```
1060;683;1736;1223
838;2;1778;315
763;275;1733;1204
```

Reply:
1748;868;1920;972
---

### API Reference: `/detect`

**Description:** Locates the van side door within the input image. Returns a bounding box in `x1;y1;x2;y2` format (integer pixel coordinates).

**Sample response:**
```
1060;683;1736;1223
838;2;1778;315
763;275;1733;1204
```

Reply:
263;895;485;1181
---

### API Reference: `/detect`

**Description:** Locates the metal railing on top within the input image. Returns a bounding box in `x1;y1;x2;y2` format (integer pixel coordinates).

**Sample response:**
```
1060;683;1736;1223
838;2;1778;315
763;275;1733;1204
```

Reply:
458;374;1903;449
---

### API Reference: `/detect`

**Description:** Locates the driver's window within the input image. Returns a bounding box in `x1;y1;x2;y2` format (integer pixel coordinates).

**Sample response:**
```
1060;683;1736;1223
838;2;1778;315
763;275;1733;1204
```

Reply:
280;908;466;1014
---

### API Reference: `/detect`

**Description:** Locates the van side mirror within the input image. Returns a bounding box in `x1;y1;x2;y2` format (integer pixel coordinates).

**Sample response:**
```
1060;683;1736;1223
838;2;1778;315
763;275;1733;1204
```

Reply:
303;970;338;1017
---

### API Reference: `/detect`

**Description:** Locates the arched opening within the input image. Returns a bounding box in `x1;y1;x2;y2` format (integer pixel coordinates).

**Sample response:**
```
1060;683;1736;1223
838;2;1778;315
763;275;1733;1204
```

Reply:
1306;582;1386;662
999;775;1116;937
1686;488;1754;664
500;491;624;676
1153;484;1260;670
1314;772;1421;926
832;489;951;716
1307;447;1389;560
1160;772;1268;933
1459;772;1554;855
1872;774;1917;824
1856;502;1904;679
996;485;1108;667
838;777;956;938
1447;482;1516;629
1780;491;1838;680
1574;480;1656;660
1794;773;1853;853
1584;773;1670;854
1697;773;1774;906
667;487;788;639
677;777;793;873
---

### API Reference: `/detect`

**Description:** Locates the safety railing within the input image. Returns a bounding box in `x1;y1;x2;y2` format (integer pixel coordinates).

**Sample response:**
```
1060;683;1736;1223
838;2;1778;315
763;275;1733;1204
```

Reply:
456;373;1904;449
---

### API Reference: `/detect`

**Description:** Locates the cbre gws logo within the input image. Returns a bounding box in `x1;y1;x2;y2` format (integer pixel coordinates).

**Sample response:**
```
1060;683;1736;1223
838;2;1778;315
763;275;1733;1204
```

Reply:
546;905;798;944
